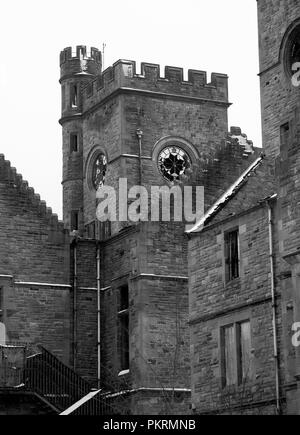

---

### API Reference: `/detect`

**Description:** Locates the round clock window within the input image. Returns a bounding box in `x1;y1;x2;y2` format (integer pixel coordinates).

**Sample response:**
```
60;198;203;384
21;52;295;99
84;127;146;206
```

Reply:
158;146;191;183
92;153;107;190
285;24;300;76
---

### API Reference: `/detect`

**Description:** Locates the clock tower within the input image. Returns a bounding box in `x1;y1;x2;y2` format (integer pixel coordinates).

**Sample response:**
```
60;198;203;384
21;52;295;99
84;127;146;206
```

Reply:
59;47;233;413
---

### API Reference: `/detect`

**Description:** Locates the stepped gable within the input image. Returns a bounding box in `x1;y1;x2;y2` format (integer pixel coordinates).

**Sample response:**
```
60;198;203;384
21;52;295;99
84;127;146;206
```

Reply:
205;155;276;228
0;154;66;233
193;131;261;213
227;126;256;156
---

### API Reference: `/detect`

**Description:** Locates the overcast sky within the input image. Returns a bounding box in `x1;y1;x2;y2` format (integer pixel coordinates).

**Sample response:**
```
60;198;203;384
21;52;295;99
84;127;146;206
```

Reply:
0;0;260;218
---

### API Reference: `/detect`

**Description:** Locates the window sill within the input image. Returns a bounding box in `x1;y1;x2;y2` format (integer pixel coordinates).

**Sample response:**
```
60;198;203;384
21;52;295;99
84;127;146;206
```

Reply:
224;277;240;288
221;378;254;391
118;309;129;316
118;369;130;377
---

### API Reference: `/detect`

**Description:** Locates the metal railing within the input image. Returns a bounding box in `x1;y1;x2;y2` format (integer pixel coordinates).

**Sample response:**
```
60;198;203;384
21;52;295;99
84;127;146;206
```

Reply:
0;344;118;414
24;346;113;414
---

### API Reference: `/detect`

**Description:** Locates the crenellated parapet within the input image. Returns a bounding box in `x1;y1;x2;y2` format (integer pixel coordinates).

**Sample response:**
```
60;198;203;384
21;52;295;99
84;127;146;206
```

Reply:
81;59;229;112
60;45;102;79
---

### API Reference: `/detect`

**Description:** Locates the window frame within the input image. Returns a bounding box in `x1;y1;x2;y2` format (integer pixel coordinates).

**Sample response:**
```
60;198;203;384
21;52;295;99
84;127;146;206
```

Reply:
70;210;79;231
283;22;300;79
224;227;240;283
62;84;66;111
280;122;290;152
70;84;78;108
117;284;129;373
97;221;111;241
0;287;3;323
70;132;79;153
220;319;252;389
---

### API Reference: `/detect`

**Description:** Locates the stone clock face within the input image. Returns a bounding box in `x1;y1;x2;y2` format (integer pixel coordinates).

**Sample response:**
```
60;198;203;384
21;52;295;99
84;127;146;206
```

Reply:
158;146;191;183
92;153;107;190
287;27;300;73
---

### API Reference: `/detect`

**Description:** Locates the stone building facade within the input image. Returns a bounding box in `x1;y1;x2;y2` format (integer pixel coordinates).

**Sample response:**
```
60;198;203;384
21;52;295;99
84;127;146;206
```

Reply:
58;47;255;414
0;155;71;363
0;41;255;414
2;0;300;416
187;0;300;415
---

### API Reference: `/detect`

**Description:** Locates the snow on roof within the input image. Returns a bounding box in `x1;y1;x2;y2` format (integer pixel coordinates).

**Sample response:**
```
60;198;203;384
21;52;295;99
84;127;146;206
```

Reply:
186;154;265;234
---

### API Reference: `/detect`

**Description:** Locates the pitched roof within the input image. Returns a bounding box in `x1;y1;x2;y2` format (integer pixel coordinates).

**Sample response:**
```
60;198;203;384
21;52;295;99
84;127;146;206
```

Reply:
186;153;276;234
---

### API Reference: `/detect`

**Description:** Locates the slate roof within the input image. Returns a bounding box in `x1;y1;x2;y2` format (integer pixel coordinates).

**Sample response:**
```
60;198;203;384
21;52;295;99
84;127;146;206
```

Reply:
187;154;276;234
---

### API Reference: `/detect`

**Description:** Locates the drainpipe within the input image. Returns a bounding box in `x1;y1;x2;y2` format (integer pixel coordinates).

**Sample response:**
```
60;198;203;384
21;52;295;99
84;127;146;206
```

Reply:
267;199;281;414
96;242;101;388
136;129;143;186
73;240;78;372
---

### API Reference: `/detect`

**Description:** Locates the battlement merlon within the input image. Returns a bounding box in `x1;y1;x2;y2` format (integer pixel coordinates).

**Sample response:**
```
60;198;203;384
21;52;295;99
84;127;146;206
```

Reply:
81;60;229;113
60;45;102;65
60;46;102;78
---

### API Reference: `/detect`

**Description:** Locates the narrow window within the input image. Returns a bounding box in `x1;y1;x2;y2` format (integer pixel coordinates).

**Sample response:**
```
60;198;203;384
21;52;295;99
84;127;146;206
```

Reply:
119;285;128;312
62;84;66;110
280;122;290;151
118;285;129;372
71;211;79;231
237;320;251;384
221;324;236;387
97;221;111;241
221;320;251;388
224;229;239;282
0;287;4;345
104;221;111;239
71;84;78;108
99;222;105;241
0;287;3;323
70;133;78;153
86;221;95;239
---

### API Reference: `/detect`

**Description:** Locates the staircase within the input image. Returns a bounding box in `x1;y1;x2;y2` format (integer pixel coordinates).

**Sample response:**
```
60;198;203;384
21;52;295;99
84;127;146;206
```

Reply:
24;346;112;415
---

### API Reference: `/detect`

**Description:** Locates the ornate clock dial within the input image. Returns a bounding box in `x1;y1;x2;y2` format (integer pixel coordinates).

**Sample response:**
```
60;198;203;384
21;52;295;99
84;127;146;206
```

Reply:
158;146;191;182
286;27;300;73
92;153;107;190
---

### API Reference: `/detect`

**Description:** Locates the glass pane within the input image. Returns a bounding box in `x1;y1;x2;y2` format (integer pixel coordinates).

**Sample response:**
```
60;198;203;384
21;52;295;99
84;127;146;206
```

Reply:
120;314;129;371
224;325;236;386
225;230;239;282
0;323;5;346
119;286;129;311
230;231;239;279
240;321;251;380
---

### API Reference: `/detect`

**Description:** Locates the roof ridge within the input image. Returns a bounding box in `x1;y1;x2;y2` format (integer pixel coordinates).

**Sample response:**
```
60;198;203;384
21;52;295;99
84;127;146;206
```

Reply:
187;153;266;234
